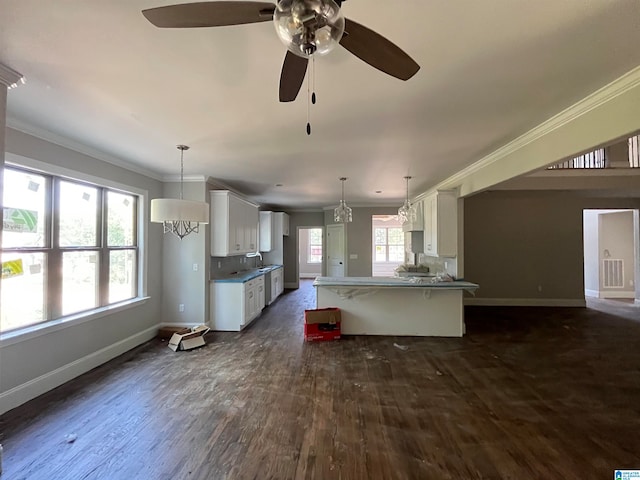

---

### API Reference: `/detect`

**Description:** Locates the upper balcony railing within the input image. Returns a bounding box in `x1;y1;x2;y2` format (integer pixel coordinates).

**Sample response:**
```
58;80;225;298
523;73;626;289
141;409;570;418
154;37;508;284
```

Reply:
547;148;606;169
547;135;640;169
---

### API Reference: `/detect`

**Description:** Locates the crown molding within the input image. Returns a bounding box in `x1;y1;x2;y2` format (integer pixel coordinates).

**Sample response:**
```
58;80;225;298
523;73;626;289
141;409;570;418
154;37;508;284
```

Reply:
415;64;640;202
0;63;24;88
6;119;165;181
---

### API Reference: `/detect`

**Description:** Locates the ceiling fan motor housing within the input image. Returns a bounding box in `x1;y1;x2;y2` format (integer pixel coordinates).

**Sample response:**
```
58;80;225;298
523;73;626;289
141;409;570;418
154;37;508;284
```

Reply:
274;0;345;58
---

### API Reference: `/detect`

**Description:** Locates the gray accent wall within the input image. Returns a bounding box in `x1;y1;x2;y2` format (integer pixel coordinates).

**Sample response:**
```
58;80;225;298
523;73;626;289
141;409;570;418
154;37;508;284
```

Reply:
160;180;209;327
464;190;640;303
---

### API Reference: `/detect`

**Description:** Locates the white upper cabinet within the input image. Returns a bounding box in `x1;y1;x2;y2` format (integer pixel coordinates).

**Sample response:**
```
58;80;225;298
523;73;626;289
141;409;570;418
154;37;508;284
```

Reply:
259;211;275;252
276;212;290;236
210;190;259;256
423;190;458;257
402;199;424;232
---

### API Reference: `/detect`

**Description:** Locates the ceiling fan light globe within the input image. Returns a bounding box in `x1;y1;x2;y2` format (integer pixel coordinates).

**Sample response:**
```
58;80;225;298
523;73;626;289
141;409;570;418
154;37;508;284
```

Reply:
274;0;345;58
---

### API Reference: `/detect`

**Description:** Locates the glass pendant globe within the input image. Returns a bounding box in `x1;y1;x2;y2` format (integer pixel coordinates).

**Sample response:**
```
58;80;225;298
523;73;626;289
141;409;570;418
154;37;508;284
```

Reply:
274;0;345;58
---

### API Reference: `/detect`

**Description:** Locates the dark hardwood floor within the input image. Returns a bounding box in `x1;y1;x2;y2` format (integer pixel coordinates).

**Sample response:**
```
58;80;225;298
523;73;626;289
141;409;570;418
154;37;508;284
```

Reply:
1;281;640;479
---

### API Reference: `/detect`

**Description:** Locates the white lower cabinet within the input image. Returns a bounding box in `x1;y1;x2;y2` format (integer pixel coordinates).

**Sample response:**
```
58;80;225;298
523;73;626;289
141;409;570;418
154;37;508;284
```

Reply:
211;275;265;331
270;267;284;304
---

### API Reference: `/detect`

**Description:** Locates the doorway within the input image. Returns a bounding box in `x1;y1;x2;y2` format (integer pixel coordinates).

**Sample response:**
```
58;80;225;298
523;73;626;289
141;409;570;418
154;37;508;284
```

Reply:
371;215;404;277
583;209;639;301
298;227;323;280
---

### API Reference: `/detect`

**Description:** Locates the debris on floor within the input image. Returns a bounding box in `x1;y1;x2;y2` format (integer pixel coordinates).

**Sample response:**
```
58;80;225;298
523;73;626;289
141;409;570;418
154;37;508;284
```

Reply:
393;343;409;351
65;433;77;443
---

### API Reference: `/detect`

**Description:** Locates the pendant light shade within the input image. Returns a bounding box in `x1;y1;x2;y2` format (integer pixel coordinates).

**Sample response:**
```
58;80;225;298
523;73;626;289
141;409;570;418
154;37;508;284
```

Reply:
150;145;210;240
398;176;416;224
334;177;352;223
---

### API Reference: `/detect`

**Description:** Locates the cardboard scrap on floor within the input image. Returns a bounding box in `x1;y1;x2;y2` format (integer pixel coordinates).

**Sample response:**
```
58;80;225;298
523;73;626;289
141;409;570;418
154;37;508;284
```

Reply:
304;308;341;342
168;325;210;351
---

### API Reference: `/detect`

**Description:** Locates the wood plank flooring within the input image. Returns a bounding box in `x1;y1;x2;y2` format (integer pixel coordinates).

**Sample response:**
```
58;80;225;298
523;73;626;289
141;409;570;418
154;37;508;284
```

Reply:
1;281;640;479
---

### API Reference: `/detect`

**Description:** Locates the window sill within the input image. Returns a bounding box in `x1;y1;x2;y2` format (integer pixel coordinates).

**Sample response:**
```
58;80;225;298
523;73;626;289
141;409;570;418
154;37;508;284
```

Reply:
0;297;150;347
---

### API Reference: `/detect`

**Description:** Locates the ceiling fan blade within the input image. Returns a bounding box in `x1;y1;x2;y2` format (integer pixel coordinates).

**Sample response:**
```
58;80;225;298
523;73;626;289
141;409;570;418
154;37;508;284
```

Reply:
340;18;420;81
279;52;308;102
142;2;276;28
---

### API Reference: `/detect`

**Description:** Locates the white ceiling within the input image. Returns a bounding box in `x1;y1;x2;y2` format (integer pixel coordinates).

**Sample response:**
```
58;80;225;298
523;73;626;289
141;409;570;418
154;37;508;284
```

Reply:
2;0;640;209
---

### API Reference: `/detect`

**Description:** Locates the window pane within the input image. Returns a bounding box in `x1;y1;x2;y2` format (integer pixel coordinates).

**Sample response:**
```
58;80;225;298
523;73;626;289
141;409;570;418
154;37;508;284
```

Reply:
374;228;386;245
109;250;136;303
388;228;404;245
375;245;386;262
308;228;322;245
62;251;99;315
1;252;46;331
308;246;322;263
59;181;98;247
389;245;404;262
2;169;47;248
108;191;135;246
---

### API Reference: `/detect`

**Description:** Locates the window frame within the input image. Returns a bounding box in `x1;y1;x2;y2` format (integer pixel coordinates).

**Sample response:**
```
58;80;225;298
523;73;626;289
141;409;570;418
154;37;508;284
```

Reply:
1;161;146;335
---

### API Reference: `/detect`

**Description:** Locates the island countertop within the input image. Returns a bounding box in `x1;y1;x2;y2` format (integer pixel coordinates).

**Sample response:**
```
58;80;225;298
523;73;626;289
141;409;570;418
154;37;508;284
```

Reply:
313;276;478;291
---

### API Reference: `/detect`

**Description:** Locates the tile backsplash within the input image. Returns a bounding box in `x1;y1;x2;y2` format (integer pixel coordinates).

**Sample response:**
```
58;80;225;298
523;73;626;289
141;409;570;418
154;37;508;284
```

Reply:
416;254;458;277
210;255;260;279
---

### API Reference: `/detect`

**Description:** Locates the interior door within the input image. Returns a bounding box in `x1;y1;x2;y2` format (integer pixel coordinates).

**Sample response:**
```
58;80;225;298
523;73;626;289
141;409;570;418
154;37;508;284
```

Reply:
327;224;346;277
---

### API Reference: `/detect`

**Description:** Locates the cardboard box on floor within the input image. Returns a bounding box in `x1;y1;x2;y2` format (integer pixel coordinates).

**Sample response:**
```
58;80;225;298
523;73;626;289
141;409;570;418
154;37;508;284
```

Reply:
168;325;210;351
304;308;341;341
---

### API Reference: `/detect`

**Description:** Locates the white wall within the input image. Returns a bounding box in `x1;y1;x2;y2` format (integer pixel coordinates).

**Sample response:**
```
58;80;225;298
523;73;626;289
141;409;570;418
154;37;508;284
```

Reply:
599;210;636;297
1;128;164;415
583;210;600;296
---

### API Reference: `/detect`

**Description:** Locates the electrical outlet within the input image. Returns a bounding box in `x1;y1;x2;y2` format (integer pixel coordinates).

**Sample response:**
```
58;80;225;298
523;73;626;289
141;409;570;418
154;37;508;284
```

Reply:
537;285;542;292
193;263;198;271
217;261;221;269
179;304;184;312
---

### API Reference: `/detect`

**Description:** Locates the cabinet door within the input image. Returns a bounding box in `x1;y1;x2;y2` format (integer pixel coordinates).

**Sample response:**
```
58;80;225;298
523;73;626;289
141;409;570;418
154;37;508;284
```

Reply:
257;281;265;311
228;193;244;254
259;211;273;252
247;204;259;252
423;195;436;254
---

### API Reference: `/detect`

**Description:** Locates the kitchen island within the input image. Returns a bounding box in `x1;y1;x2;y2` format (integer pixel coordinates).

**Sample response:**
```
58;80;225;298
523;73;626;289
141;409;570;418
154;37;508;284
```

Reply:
313;277;479;337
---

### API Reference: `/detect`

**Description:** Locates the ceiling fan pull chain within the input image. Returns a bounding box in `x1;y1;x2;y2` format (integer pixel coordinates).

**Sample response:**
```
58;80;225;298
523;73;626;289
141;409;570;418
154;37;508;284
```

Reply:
306;57;312;135
311;56;316;105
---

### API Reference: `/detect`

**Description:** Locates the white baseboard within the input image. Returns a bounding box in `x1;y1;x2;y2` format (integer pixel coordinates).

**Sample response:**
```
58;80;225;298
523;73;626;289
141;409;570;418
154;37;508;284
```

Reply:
585;289;600;298
464;298;587;307
600;290;635;299
0;325;158;416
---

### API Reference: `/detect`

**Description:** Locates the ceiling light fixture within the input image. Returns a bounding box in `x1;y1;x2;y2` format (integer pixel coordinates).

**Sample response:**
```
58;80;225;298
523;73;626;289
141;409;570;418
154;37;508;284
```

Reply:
150;145;209;240
398;175;416;224
273;0;345;58
334;177;352;223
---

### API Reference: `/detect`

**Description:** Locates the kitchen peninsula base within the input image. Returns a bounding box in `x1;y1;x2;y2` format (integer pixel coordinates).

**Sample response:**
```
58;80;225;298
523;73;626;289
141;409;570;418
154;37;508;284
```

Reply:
313;277;479;337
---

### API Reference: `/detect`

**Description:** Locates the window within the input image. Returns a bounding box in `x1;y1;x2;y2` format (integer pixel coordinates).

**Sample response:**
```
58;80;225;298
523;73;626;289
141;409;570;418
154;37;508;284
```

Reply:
374;226;404;262
308;228;323;263
1;166;139;333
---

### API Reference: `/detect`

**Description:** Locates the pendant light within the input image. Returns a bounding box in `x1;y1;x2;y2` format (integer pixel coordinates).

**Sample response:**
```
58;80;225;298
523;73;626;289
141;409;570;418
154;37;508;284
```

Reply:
334;177;353;223
151;145;210;240
398;176;417;224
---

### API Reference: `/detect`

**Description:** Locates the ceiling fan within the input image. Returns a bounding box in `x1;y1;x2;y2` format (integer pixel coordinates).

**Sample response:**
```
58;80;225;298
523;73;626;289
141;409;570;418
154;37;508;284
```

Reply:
142;0;420;102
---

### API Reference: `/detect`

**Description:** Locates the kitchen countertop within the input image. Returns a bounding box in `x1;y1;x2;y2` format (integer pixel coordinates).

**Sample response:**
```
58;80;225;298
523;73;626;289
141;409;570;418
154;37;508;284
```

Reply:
211;264;282;283
313;276;478;291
